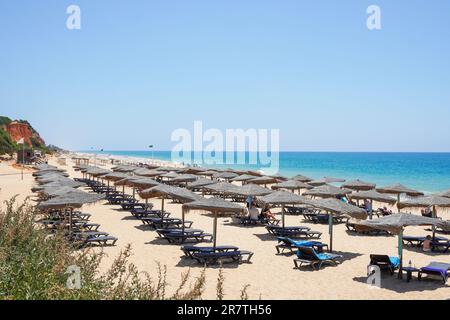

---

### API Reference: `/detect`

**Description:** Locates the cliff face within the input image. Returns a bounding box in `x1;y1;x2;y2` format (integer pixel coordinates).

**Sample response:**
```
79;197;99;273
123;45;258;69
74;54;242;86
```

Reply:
5;121;45;148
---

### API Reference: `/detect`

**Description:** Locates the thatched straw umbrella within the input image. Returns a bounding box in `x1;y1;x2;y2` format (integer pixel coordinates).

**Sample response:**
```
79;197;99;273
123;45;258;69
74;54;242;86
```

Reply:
398;195;450;238
353;213;450;277
182;198;244;249
377;183;424;212
259;191;309;228
186;178;217;190
112;165;138;173
292;174;312;182
196;170;218;179
201;182;241;199
303;185;352;199
212;171;239;181
271;180;312;194
247;176;279;187
139;184;202;222
171;174;198;185
309;177;346;186
230;174;259;184
102;172;132;194
230;184;272;197
31;180;85;192
179;167;208;174
438;189;450;198
37;191;105;236
341;179;376;191
348;190;396;219
306;198;367;251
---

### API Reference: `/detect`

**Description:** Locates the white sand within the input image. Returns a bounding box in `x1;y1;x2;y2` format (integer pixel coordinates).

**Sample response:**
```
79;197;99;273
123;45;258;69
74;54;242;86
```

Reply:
1;158;449;300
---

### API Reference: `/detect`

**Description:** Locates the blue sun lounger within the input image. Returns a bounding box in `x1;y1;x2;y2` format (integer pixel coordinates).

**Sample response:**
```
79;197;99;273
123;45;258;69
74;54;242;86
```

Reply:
294;246;342;270
275;237;328;254
418;262;450;284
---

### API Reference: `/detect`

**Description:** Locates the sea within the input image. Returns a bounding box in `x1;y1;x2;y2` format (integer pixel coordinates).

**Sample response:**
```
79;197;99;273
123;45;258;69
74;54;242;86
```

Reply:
83;151;450;194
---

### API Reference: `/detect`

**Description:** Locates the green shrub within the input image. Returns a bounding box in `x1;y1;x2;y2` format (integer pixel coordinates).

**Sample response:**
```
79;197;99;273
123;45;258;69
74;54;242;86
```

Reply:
0;198;247;300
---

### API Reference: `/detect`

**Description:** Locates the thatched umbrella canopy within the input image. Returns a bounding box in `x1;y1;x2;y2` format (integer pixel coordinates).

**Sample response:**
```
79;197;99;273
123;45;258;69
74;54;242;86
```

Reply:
398;195;450;237
36;186;86;198
102;172;131;182
213;171;239;181
259;191;310;228
32;167;66;176
353;213;450;276
182;198;244;249
246;170;263;177
440;190;450;198
230;174;259;183
85;168;111;178
36;175;76;185
303;185;352;198
171;174;198;184
179;167;208;174
247;176;279;186
159;172;180;179
271;180;312;194
309;177;346;186
157;166;181;172
133;168;158;176
37;191;105;236
186;178;217;190
341;179;376;191
306;198;367;251
230;184;273;197
127;177;160;189
377;184;424;212
348;190;396;219
292;174;312;182
196;170;218;178
139;184;202;222
32;180;85;192
112;165;138;173
73;164;90;171
201;182;241;198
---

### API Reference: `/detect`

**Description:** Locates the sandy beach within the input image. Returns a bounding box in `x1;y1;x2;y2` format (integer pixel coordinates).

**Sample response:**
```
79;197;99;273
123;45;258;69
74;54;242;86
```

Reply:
1;157;449;300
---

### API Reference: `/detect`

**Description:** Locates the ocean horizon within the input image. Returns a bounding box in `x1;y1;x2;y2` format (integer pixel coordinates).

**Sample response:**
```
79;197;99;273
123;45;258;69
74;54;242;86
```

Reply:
82;150;450;193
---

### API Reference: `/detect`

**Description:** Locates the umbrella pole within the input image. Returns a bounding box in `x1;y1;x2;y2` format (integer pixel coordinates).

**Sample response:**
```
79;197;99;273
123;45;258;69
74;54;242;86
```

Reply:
213;210;218;250
328;213;333;252
369;200;373;220
182;207;185;234
398;229;403;279
432;205;437;240
397;194;400;213
161;195;165;222
132;187;135;200
282;205;285;229
122;185;125;196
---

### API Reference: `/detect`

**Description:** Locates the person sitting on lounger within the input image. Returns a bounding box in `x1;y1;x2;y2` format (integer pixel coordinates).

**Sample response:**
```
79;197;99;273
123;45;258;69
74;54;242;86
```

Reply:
254;197;277;221
421;208;432;218
380;206;392;216
247;205;260;221
423;235;432;252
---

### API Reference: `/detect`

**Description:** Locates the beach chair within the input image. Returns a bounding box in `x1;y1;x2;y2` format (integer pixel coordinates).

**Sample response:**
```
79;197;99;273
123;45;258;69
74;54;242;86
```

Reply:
275;237;328;254
74;233;118;248
156;228;213;244
191;250;254;265
368;254;400;275
431;239;450;253
268;226;322;239
346;221;389;236
141;217;193;229
293;246;342;270
418;262;450;284
181;245;239;258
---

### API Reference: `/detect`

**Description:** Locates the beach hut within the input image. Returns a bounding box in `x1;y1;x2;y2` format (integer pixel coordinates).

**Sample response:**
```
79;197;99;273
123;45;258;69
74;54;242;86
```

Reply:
377;183;424;212
259;191;309;228
182;198;244;249
303;185;352;199
341;179;376;191
271;180;312;194
353;213;450;277
306;198;367;252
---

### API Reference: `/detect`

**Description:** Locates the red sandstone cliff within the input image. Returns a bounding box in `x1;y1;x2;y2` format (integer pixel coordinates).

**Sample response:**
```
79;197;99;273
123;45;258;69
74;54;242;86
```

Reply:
5;121;45;148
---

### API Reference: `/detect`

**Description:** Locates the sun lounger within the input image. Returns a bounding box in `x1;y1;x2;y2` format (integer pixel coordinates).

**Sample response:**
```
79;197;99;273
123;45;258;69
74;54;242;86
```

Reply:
191;250;254;265
275;237;328;254
368;254;400;275
141;217;193;229
75;235;118;248
294;246;342;270
267;225;321;239
418;262;450;284
402;236;449;252
181;245;239;258
132;209;168;219
156;228;213;244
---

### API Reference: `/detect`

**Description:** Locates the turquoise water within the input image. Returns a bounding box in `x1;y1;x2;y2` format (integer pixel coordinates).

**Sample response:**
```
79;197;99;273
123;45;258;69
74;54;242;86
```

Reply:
85;151;450;193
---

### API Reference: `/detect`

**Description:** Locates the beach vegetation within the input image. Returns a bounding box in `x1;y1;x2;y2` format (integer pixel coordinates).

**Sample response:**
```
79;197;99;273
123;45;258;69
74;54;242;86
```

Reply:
0;197;247;300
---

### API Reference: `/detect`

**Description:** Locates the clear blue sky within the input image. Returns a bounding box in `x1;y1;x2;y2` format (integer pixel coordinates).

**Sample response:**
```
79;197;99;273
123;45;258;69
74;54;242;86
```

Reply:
1;0;449;152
